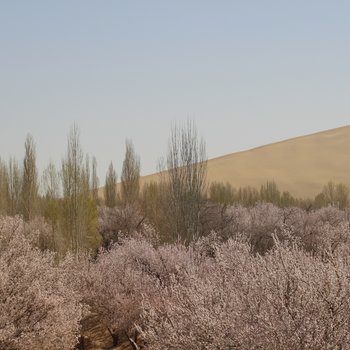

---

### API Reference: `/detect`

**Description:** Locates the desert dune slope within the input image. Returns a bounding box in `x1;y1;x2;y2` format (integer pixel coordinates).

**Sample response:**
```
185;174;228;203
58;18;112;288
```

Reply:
101;125;350;200
203;125;350;198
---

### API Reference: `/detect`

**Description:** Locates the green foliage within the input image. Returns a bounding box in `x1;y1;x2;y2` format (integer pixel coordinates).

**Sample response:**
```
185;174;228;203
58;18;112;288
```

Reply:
209;180;350;210
209;182;235;205
141;181;169;240
260;181;280;205
280;191;296;208
61;126;100;253
314;181;350;209
236;186;260;206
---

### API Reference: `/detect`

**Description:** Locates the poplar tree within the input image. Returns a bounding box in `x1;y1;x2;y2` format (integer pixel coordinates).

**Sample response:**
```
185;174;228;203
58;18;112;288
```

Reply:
8;157;22;216
61;125;99;253
42;162;60;248
82;154;99;249
165;120;207;243
104;161;117;208
260;181;281;205
21;134;38;220
61;125;83;252
120;140;140;205
91;156;99;203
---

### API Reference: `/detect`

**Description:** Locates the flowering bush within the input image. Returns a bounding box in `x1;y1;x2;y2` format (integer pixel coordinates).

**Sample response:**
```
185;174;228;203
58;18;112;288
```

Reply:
0;216;84;350
140;239;350;349
3;203;350;349
98;205;146;248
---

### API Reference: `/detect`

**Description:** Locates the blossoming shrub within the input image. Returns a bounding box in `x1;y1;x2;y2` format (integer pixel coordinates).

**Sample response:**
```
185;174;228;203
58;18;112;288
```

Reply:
91;204;350;349
85;230;208;343
0;216;84;350
3;203;350;349
140;239;350;350
221;203;350;255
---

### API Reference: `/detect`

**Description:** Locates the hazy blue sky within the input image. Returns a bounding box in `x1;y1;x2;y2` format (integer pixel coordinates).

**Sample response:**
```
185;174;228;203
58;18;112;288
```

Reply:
0;1;349;183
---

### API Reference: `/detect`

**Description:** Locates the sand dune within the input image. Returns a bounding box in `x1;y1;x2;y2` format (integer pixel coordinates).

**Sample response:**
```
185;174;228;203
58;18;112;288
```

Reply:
138;125;350;199
99;125;350;200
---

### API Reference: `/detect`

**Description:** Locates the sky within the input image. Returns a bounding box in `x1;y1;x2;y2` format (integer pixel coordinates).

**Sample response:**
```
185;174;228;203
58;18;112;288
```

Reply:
0;1;349;184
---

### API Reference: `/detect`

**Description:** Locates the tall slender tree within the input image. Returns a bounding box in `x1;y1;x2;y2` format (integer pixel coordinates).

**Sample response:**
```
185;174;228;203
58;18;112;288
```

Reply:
260;181;281;205
21;134;38;220
61;125;83;252
7;156;22;216
165;120;207;243
120;140;140;205
42;162;60;200
91;156;99;203
104;162;117;208
61;125;99;253
41;161;60;249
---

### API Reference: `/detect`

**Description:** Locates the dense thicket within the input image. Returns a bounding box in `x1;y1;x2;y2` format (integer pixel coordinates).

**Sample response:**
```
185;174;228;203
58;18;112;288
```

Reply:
4;203;350;349
84;204;350;349
139;236;350;349
0;217;84;350
0;124;349;253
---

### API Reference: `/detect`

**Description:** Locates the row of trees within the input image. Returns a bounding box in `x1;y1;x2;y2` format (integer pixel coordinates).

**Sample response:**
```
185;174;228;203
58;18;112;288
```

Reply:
104;139;141;208
1;121;350;253
3;121;350;252
0;121;208;251
209;179;350;210
100;120;207;244
0;126;146;253
0;135;38;219
0;126;102;253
